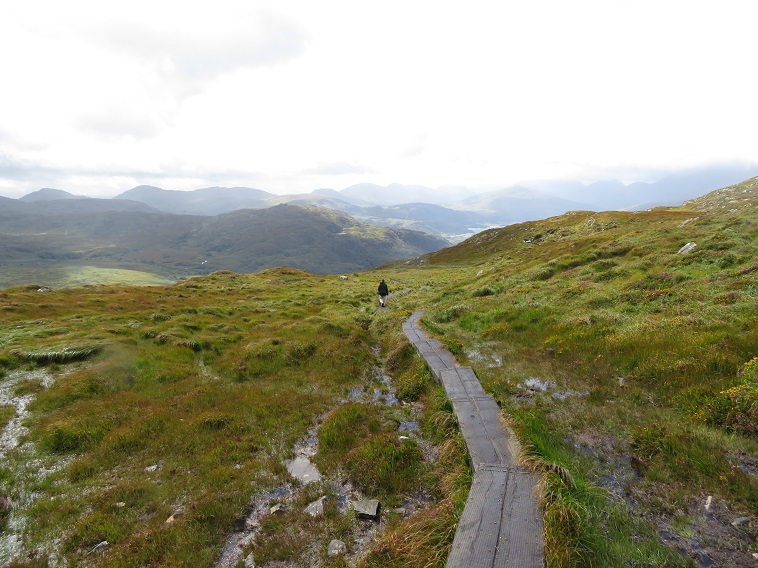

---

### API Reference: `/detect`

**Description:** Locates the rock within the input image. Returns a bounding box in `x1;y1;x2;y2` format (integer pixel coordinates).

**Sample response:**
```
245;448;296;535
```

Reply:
270;503;288;515
304;496;327;517
244;552;256;567
86;541;109;556
114;502;126;508
328;539;347;557
165;507;185;524
144;464;160;473
353;499;381;520
731;517;750;528
677;242;697;254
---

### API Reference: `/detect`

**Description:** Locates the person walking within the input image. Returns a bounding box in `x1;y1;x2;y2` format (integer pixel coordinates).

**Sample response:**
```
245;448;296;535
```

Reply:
377;279;389;308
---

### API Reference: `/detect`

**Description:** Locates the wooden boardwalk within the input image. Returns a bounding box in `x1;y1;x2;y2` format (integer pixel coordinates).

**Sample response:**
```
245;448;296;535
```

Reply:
403;312;544;567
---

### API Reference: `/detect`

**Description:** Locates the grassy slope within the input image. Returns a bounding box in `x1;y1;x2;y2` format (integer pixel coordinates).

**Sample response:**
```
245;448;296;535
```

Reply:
0;178;755;567
381;177;758;566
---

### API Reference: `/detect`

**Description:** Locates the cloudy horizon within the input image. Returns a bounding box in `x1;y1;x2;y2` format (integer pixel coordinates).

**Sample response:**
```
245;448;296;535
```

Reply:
2;1;757;199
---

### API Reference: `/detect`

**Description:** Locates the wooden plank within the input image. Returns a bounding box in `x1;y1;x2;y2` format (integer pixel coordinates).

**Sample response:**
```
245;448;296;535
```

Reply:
493;466;545;566
446;467;508;567
404;312;544;568
439;369;468;399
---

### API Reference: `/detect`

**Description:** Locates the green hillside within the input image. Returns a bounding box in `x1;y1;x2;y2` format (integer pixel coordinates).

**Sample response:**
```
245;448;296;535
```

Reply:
0;203;449;289
0;178;756;567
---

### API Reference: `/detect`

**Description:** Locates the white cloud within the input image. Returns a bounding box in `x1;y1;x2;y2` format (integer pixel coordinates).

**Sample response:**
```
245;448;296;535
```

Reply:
0;0;756;198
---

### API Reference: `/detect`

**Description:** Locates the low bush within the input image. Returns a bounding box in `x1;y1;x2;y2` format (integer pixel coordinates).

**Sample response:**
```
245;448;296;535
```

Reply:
345;433;423;498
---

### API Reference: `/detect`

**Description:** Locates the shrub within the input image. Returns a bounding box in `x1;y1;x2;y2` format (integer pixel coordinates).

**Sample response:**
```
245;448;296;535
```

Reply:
317;403;383;460
394;366;431;402
703;383;757;436
472;286;496;297
433;304;468;323
345;433;423;497
15;345;101;365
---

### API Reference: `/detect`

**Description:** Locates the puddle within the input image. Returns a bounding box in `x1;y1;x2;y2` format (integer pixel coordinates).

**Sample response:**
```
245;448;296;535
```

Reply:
516;378;588;401
519;377;557;392
552;390;589;400
399;420;419;433
466;349;503;368
0;369;63;566
0;370;54;456
216;348;416;567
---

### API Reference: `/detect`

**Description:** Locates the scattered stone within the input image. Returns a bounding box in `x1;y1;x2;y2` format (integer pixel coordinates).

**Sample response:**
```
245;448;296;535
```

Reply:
270;503;288;515
327;539;347;557
144;464;160;473
677;242;697;254
704;496;712;511
86;541;109;556
339;275;348;280
286;456;321;484
393;507;407;516
115;502;126;508
244;552;256;567
353;499;381;520
617;377;626;387
731;517;750;528
304;496;327;517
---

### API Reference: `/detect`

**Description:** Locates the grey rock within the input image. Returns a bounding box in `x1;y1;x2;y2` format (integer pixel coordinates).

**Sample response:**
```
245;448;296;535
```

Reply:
270;503;288;515
327;539;347;557
286;456;321;484
304;495;327;517
86;541;109;556
677;242;697;254
353;499;381;520
731;517;751;528
244;552;255;568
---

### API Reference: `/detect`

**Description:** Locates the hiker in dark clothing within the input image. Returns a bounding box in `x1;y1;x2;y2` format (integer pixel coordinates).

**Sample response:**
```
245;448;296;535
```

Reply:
377;279;389;308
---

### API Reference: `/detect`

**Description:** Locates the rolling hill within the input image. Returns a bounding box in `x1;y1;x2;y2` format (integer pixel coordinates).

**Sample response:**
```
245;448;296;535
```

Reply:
0;177;755;567
0;202;449;288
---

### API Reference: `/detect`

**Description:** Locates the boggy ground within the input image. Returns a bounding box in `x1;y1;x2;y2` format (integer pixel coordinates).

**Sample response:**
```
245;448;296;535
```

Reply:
1;179;757;567
0;270;470;567
391;179;757;566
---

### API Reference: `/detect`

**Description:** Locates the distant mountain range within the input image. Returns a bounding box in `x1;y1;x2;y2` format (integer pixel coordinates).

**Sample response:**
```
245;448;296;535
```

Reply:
15;164;757;240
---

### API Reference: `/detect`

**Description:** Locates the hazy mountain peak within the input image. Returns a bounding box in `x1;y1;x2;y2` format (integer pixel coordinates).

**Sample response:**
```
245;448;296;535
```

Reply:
20;188;87;201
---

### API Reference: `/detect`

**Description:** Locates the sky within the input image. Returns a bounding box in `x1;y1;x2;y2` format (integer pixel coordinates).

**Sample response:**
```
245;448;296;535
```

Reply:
1;0;756;199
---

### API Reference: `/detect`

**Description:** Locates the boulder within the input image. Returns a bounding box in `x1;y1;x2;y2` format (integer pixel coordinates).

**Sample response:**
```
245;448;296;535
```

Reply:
677;242;697;254
353;499;381;520
270;503;288;515
327;539;347;557
304;496;327;517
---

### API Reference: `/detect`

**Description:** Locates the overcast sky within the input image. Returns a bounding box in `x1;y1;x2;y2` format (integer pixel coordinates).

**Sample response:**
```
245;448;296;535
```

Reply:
1;0;756;199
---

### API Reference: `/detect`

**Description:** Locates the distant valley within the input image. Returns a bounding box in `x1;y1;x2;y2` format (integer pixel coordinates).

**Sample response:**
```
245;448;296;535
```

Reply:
2;163;756;289
0;202;447;289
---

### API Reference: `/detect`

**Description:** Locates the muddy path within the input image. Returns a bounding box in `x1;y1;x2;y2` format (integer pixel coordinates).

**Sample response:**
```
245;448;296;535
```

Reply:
213;348;425;568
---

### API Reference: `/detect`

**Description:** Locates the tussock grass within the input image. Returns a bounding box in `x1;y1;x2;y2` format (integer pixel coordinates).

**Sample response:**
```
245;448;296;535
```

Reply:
376;179;758;566
14;345;101;364
0;180;755;566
